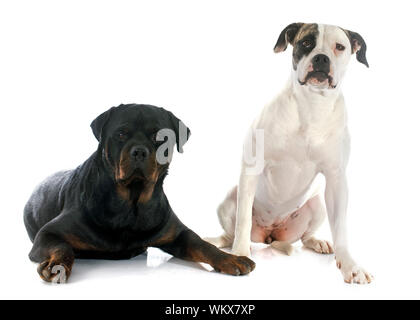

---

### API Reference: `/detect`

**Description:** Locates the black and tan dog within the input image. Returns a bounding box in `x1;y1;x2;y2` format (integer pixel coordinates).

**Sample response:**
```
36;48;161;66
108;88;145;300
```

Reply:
24;104;255;283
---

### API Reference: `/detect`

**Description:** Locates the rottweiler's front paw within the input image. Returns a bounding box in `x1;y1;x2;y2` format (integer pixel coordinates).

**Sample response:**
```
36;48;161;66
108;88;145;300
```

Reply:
37;258;72;284
213;254;256;276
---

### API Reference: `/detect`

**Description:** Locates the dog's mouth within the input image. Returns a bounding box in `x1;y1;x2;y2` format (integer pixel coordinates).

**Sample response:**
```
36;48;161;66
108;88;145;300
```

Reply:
299;71;336;89
117;168;147;187
117;171;148;203
116;166;160;205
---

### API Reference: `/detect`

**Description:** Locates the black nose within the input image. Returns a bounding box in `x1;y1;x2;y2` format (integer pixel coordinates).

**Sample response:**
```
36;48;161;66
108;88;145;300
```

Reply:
312;54;330;73
130;145;150;162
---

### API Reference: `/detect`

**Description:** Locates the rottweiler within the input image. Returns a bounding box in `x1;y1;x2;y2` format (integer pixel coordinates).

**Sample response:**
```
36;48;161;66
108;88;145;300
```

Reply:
24;104;255;283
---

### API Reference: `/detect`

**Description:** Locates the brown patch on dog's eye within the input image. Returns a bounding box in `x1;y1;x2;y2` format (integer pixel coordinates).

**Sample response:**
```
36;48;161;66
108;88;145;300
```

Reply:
292;23;319;70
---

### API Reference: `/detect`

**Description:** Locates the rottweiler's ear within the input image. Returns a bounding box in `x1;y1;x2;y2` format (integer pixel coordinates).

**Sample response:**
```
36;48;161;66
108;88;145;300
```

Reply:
167;111;191;153
346;30;369;68
90;107;115;142
274;23;304;53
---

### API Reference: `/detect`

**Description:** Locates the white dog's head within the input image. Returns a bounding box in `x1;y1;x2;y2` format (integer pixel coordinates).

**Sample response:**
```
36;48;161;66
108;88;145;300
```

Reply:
274;23;368;90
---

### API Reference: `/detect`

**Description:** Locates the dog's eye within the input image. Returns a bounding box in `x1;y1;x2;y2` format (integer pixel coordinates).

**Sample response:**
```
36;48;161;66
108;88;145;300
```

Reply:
302;40;314;48
117;131;128;141
336;43;346;51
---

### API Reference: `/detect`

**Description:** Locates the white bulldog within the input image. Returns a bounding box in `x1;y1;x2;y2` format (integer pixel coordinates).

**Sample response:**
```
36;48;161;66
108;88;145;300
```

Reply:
206;23;373;284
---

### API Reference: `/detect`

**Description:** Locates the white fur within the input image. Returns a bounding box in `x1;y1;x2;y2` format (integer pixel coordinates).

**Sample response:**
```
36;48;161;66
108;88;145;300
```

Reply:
205;24;372;284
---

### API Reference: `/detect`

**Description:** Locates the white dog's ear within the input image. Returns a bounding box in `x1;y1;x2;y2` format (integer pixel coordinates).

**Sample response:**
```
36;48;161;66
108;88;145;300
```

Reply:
274;23;304;53
345;30;369;68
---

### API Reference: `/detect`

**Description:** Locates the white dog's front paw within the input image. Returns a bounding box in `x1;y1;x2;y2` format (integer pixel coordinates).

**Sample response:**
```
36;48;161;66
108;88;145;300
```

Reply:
336;258;373;284
232;240;251;258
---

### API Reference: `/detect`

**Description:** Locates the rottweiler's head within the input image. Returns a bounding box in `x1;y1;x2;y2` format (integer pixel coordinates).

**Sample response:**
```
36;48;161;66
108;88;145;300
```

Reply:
91;104;190;204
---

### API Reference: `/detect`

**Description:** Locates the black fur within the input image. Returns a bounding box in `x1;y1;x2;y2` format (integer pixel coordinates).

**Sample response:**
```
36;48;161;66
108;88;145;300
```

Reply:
24;104;255;283
346;30;369;68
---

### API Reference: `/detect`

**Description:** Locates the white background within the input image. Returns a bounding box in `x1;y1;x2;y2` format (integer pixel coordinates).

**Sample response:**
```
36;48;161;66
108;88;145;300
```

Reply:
1;0;419;300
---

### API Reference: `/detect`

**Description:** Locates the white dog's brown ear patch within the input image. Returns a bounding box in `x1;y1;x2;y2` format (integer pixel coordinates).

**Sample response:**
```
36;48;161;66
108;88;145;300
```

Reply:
344;29;369;68
274;23;304;53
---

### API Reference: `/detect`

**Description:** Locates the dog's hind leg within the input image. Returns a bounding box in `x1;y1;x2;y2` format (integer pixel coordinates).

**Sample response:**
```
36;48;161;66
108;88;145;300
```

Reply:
204;186;237;248
300;195;334;254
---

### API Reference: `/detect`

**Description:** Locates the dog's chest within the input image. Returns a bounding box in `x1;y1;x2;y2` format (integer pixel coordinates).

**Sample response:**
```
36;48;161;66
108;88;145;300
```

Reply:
261;133;321;204
256;109;343;209
266;121;332;165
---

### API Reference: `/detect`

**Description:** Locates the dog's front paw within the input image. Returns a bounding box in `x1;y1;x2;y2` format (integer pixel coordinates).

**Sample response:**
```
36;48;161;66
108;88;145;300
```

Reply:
37;259;72;284
213;254;256;276
336;256;373;284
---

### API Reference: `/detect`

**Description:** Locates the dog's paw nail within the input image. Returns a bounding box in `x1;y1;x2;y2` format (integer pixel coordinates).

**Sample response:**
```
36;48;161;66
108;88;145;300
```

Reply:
340;264;373;285
214;255;256;276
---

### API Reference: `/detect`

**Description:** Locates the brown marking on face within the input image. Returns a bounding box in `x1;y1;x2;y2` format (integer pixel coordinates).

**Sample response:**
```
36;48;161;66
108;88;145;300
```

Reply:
113;148;133;201
292;23;319;70
114;148;166;204
293;24;318;45
137;181;156;204
116;183;130;201
137;151;161;204
116;148;132;182
64;234;98;251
